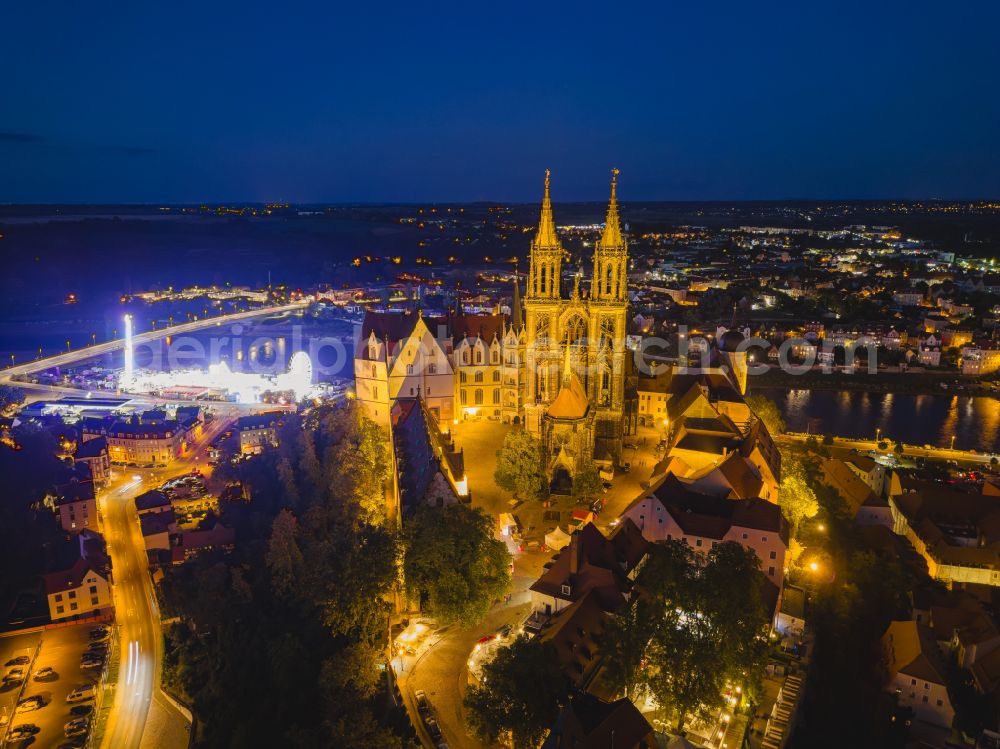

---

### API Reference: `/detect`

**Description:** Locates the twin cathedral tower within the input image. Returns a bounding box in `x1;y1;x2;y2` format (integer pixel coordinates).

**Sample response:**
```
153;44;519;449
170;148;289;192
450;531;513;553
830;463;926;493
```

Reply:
355;169;630;487
522;169;629;480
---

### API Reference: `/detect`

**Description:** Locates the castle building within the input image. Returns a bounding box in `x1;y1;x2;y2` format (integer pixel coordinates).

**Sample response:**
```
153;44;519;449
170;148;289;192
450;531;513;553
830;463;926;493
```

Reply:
353;170;631;489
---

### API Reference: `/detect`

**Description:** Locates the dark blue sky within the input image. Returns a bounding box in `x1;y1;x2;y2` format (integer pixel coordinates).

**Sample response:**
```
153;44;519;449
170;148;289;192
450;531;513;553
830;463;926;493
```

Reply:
2;1;998;203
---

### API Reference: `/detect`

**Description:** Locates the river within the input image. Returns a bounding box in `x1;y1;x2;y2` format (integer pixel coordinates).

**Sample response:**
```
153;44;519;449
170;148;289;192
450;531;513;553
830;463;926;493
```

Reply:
753;388;1000;453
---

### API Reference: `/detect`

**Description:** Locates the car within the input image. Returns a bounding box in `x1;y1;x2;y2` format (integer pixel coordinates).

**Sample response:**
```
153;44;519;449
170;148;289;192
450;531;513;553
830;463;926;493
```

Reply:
85;643;108;656
65;716;91;737
81;657;104;670
622;462;631;473
475;634;495;646
414;689;430;713
601;481;612;492
16;695;46;713
424;717;442;741
8;724;41;740
4;666;26;682
624;442;638;450
4;655;29;667
33;666;56;680
496;623;513;639
70;705;93;717
89;625;109;638
67;685;96;703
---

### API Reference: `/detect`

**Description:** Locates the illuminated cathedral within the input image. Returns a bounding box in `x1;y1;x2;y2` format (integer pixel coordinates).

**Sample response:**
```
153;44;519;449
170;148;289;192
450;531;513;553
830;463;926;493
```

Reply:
354;170;630;488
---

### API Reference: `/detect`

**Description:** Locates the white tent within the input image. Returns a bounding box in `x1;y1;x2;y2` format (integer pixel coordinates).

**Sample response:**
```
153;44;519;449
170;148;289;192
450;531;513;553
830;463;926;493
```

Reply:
544;526;572;551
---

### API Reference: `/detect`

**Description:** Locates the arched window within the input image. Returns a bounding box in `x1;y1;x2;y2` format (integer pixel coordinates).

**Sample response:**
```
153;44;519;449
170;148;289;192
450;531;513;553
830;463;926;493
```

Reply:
460;371;467;383
606;266;614;296
475;370;484;383
493;389;501;404
460;390;467;405
462;350;469;365
475;349;483;364
564;315;587;346
492;370;500;382
475;389;483;405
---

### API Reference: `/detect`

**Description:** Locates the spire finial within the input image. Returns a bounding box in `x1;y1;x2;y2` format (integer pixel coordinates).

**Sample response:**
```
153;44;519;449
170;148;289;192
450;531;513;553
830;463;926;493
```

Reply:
599;168;623;249
562;338;573;386
535;169;559;249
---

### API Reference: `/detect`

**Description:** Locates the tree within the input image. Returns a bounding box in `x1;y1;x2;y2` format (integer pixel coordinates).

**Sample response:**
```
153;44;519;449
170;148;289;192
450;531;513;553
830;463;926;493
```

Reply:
464;637;569;749
571;463;603;499
637;541;770;732
746;394;786;436
404;504;511;627
0;384;25;414
779;455;820;533
494;428;548;500
266;509;304;598
893;442;904;456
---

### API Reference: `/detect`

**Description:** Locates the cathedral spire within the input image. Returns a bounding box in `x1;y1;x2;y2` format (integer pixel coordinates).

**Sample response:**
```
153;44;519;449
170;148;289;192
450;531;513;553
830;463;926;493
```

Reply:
535;169;559;248
562;338;573;386
512;260;522;329
599;168;623;249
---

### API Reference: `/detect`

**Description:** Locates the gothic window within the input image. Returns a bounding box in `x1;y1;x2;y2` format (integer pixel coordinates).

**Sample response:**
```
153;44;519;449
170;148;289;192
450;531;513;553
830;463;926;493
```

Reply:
462;350;469;365
475;349;483;364
406;364;413;374
535;314;549;343
600;366;611;405
606;266;613;296
475;389;484;405
491;348;499;364
564;315;587;346
600;318;616;348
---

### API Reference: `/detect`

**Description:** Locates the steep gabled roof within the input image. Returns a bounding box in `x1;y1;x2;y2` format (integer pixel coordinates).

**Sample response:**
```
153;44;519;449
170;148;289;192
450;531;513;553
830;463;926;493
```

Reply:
883;620;949;685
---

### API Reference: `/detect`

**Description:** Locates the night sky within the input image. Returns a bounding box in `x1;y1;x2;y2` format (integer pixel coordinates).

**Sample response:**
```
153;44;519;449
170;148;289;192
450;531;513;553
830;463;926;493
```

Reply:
2;1;998;203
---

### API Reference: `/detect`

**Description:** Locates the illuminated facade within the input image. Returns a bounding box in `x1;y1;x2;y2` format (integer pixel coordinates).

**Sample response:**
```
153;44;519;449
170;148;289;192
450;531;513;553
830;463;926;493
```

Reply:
354;170;630;485
522;170;629;476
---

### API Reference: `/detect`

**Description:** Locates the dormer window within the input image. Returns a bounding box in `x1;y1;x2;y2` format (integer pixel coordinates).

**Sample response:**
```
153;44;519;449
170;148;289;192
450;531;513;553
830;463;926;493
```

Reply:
560;584;571;596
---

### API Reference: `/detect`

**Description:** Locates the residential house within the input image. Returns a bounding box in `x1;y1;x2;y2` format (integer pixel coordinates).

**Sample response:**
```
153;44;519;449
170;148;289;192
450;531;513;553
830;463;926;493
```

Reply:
621;474;788;588
74;435;111;487
527;521;648;628
882;620;956;729
543;692;657;749
236;412;283;455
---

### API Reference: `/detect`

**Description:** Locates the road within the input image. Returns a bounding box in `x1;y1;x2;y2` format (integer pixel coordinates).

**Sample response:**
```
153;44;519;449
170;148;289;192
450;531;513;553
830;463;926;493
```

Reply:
779;432;999;465
98;408;244;749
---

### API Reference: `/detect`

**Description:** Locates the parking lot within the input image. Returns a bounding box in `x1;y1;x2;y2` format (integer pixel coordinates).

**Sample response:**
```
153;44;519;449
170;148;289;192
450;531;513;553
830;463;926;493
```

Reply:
2;622;111;748
1;631;42;730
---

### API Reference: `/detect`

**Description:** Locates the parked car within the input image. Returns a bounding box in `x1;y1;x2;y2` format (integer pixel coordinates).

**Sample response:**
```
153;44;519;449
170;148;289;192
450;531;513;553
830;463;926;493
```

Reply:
425;717;442;742
67;685;96;703
8;724;41;740
16;695;46;713
414;689;430;714
496;623;513;639
33;665;56;680
4;666;26;682
65;716;91;737
4;655;29;667
70;704;94;717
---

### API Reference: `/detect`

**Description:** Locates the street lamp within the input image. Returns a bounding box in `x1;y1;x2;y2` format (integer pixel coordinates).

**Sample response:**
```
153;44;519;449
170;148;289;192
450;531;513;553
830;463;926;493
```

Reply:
950;435;956;451
66;340;71;352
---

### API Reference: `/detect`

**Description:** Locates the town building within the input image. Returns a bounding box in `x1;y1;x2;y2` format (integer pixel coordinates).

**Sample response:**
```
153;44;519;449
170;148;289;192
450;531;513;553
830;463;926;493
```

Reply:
106;418;184;466
621;474;788;587
882;620;956;729
74;435;111;487
236;412;283;454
